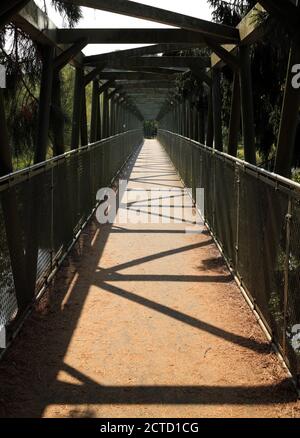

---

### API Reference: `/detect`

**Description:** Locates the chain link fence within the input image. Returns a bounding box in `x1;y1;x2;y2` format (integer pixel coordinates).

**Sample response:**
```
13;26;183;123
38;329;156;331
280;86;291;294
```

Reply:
0;130;143;340
158;129;300;384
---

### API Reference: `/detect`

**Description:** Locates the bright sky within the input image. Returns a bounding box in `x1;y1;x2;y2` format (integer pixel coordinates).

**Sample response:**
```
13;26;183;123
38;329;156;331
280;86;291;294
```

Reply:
34;0;212;56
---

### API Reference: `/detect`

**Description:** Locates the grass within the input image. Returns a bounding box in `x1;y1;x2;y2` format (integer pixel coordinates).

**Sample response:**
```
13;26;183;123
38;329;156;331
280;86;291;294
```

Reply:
292;169;300;184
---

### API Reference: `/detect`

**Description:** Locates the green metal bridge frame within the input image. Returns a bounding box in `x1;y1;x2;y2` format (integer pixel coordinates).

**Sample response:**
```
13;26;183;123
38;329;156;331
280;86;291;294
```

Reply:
1;0;300;389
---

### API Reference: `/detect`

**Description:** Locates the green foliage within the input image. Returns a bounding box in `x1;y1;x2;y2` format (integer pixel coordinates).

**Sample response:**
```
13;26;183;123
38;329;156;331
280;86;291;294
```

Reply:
51;0;82;27
207;0;299;168
292;170;300;184
208;0;255;26
0;1;82;170
144;120;158;138
0;26;41;166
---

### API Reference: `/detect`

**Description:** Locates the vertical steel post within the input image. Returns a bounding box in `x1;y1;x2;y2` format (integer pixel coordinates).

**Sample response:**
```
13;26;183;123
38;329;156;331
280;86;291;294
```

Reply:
81;85;88;146
111;97;115;135
194;106;199;142
239;45;256;164
180;99;184;136
97;90;102;140
71;66;84;150
90;79;99;143
228;71;241;157
115;99;119;134
102;89;109;138
35;45;54;163
188;96;193;139
198;85;205;144
212;68;223;151
52;69;65;156
206;88;214;147
28;45;55;309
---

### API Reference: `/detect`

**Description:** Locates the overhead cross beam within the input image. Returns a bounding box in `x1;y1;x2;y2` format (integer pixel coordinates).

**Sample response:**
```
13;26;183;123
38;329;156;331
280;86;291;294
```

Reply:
62;0;240;42
204;37;240;70
98;72;175;80
84;44;207;65
133;97;168;101
0;0;30;29
104;56;210;69
116;81;175;89
98;79;115;94
53;38;88;71
181;67;212;87
211;4;265;69
104;67;183;75
55;28;234;45
84;65;105;85
13;1;84;67
0;0;28;15
127;90;173;96
107;87;122;100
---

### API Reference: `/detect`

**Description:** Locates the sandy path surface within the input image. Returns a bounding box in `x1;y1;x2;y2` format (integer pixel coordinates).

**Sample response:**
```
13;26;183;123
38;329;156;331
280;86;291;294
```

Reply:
0;139;299;418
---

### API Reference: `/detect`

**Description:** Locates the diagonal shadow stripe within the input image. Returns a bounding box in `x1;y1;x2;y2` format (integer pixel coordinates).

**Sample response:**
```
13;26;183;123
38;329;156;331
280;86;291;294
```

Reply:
98;282;270;355
51;363;295;406
97;240;213;274
97;272;233;283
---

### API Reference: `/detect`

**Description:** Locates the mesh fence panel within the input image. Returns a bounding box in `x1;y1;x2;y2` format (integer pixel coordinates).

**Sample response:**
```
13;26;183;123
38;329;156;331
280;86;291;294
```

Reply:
214;156;237;267
201;148;215;232
238;171;289;346
288;196;300;376
0;130;142;337
158;129;300;383
0;199;17;326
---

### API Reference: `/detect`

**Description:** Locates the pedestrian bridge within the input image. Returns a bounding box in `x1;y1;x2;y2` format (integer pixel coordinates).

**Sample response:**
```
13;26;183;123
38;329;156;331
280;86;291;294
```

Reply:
0;0;300;418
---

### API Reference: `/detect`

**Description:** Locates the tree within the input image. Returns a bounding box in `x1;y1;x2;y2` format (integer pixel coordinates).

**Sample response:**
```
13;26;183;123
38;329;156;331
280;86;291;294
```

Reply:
0;1;82;169
207;0;297;166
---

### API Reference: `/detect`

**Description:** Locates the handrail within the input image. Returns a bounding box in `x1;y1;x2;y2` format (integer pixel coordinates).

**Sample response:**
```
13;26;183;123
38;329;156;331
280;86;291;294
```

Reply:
158;129;300;386
159;129;300;193
0;129;143;343
0;130;142;191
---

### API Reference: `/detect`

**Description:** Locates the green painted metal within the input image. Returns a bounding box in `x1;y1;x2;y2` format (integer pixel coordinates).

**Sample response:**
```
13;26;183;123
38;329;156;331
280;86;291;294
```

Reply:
35;45;55;163
239;46;256;165
228;72;241;157
56;28;225;45
63;0;240;42
274;37;300;177
90;80;100;143
212;69;223;151
0;0;30;29
52;70;65;156
71;67;84;150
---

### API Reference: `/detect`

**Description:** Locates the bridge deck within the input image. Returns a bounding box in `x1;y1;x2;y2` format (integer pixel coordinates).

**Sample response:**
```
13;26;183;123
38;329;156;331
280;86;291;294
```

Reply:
0;140;297;418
